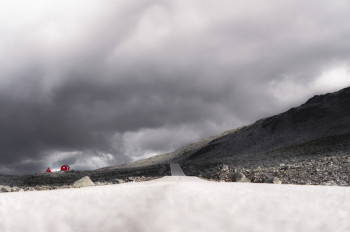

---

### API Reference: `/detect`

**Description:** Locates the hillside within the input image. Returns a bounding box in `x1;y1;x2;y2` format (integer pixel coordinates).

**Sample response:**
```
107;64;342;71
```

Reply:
184;86;350;161
121;86;350;165
117;86;350;185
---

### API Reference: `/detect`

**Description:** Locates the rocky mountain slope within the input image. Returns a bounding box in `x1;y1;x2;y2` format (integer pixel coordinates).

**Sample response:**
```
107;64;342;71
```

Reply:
119;86;350;185
185;87;350;161
124;86;350;165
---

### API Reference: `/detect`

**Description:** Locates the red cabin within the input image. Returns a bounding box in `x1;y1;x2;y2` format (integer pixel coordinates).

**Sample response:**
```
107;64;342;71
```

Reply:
46;167;51;173
60;164;70;171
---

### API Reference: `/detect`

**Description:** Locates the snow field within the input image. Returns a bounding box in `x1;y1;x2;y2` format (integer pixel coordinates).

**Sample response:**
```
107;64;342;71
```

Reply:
0;176;349;232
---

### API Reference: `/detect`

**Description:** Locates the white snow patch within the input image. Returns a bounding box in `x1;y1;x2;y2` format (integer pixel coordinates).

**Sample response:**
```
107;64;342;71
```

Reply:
0;177;350;232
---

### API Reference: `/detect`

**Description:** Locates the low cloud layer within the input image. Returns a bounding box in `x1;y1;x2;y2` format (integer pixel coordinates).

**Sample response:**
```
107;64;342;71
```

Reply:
1;0;350;174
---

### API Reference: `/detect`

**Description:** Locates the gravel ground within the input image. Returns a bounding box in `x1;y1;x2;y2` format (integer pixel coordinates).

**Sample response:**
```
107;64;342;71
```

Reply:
181;152;350;186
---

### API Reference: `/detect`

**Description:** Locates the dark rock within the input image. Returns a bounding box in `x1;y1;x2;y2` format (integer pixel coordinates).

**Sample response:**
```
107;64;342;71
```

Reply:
250;176;265;183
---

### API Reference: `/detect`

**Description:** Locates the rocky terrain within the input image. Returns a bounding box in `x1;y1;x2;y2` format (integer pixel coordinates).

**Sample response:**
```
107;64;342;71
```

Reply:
1;87;350;192
180;131;350;186
0;164;169;192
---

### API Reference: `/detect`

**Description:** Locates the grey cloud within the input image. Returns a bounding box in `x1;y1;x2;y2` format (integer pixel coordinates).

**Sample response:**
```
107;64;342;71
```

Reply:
1;0;350;174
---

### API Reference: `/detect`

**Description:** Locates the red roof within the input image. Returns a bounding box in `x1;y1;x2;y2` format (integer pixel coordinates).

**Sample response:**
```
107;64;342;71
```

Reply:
60;164;70;171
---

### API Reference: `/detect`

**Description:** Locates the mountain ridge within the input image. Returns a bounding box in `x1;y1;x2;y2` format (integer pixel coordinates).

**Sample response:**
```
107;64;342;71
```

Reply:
117;86;350;168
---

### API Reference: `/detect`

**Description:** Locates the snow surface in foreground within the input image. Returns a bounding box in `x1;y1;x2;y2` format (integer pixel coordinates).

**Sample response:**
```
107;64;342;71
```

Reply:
1;176;350;232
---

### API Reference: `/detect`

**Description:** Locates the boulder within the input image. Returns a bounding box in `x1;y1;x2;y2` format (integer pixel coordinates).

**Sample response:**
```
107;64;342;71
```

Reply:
115;178;125;184
221;164;229;172
219;164;231;181
72;176;95;188
233;172;250;183
267;177;282;184
0;185;12;192
11;187;19;192
250;176;265;183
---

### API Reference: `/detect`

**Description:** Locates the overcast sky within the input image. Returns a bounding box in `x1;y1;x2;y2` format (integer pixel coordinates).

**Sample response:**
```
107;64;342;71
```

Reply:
1;0;350;174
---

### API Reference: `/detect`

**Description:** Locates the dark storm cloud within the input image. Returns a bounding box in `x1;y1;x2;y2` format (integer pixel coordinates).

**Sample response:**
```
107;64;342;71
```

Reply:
1;0;350;174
